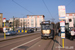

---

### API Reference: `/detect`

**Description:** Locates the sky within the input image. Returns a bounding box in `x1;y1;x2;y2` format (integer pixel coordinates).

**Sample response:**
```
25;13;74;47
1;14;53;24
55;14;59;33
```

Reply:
0;0;75;23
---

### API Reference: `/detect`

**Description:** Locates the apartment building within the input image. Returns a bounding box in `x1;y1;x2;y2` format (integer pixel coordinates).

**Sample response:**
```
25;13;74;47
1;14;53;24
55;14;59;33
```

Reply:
66;13;75;27
0;13;3;27
19;18;27;28
19;15;45;29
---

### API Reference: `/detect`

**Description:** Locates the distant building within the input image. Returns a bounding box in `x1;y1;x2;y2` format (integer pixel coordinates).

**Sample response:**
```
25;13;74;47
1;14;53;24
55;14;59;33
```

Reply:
66;13;75;27
0;13;3;27
9;18;19;28
19;18;27;28
19;15;45;29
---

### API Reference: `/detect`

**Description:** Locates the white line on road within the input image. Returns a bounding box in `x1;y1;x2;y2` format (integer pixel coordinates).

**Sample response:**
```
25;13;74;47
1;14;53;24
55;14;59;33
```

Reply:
11;36;40;50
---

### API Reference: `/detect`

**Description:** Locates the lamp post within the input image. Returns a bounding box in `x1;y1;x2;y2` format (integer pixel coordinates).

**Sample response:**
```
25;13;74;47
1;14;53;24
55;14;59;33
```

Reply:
35;16;37;31
13;16;14;31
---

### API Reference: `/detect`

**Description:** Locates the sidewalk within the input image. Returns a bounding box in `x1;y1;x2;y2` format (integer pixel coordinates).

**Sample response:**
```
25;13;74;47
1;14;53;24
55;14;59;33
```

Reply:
53;36;75;50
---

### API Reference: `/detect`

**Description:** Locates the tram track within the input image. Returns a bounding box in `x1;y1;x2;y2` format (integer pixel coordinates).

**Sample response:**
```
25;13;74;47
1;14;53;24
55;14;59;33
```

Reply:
44;36;57;50
44;39;53;50
0;33;40;48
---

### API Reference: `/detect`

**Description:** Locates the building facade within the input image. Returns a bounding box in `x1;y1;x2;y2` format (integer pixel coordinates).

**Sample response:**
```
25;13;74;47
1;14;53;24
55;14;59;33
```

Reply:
66;13;75;27
9;18;19;28
19;15;45;28
0;13;3;27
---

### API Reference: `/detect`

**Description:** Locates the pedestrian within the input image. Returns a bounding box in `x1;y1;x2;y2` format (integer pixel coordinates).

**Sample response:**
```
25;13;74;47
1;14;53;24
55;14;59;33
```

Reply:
58;28;61;36
70;28;75;40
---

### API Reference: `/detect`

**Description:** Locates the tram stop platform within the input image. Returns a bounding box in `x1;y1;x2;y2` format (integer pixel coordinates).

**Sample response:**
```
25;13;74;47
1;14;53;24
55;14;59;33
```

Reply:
53;36;75;50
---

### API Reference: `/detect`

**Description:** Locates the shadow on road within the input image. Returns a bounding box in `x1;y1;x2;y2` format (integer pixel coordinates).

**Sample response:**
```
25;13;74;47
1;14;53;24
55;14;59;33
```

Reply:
53;39;62;47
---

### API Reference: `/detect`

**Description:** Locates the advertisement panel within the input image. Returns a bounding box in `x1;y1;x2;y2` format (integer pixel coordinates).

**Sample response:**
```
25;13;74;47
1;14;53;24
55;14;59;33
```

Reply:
58;5;66;20
60;21;65;26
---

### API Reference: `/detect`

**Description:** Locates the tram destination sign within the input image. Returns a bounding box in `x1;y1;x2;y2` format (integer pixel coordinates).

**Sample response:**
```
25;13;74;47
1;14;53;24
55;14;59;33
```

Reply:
43;21;50;24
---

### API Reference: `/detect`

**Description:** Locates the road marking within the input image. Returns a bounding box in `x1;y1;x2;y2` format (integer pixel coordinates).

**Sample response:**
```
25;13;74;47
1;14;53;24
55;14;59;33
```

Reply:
11;36;40;50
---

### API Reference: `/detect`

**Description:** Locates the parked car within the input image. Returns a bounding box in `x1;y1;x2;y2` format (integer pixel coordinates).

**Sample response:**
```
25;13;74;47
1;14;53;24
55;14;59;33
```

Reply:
27;29;34;33
6;31;17;35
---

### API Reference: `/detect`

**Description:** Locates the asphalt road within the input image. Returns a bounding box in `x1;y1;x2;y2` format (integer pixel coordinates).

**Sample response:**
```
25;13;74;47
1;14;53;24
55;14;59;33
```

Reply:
0;32;57;50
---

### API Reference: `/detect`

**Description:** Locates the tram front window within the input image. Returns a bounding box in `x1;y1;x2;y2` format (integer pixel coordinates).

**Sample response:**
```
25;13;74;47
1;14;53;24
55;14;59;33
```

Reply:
42;25;50;30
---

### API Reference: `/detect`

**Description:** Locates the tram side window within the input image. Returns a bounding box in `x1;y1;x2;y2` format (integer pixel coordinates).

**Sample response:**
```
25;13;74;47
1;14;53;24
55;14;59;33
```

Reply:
50;24;53;29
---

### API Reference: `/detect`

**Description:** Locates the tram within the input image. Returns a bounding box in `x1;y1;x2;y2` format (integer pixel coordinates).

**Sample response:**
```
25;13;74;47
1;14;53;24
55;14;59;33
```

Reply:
40;21;54;39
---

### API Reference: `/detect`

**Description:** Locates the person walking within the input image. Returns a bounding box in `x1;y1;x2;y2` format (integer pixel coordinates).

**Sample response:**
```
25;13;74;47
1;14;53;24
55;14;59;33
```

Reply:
58;28;61;36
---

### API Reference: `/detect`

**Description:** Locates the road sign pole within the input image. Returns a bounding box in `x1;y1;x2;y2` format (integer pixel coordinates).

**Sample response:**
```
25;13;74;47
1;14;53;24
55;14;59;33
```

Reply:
62;20;64;48
58;6;66;48
4;22;6;39
62;39;64;48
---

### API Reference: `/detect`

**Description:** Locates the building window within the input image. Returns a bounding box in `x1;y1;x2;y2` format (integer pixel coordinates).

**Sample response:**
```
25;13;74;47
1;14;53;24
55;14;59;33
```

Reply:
39;19;42;23
32;16;34;18
72;14;74;16
21;20;22;21
35;24;37;27
24;19;25;21
31;19;34;22
28;22;29;24
39;16;42;18
31;24;34;27
29;16;31;18
67;14;69;16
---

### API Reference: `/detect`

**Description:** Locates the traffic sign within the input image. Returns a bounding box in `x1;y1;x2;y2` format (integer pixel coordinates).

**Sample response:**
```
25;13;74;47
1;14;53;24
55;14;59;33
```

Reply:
61;26;65;32
3;18;6;22
3;27;6;32
61;33;65;38
60;21;65;26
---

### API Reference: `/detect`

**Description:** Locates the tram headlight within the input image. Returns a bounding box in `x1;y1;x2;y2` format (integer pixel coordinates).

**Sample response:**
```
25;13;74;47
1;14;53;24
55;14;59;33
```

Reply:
42;30;51;34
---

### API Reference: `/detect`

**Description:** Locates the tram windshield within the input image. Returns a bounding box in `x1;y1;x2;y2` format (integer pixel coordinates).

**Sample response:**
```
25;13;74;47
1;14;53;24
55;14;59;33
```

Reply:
42;25;50;30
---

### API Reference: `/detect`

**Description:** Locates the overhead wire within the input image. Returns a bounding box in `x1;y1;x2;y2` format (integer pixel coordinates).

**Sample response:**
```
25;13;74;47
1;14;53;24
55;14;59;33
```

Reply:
42;0;55;22
12;0;34;14
66;0;73;7
55;0;73;22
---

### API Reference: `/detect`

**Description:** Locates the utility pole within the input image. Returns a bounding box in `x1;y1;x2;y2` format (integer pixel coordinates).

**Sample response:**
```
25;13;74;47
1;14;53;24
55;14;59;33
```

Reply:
13;16;14;31
35;16;37;31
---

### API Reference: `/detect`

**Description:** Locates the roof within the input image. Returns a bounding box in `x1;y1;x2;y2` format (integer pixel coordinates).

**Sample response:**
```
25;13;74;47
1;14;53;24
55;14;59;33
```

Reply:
27;15;45;16
66;13;75;14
